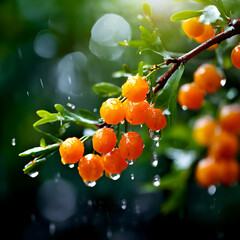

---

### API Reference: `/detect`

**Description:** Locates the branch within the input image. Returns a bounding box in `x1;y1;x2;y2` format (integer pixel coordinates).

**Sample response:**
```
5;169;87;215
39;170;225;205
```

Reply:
153;18;240;95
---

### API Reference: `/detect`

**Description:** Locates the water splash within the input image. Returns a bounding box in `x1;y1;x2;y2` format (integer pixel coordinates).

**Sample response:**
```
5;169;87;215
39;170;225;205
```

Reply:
151;151;158;167
152;174;161;187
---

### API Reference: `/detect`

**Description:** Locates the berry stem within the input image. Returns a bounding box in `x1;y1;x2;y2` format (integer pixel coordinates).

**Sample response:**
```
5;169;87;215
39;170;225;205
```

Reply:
153;18;240;95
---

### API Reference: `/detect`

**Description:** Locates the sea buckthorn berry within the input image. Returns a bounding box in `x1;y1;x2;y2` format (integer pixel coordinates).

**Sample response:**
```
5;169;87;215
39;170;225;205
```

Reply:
193;64;223;93
194;24;218;50
182;17;204;38
124;100;150;125
219;103;240;134
78;154;103;183
102;148;128;174
208;129;239;159
195;157;219;187
119;132;144;161
231;43;240;69
178;82;204;110
144;106;167;131
92;127;117;154
192;115;218;146
100;98;125;125
122;75;149;102
218;158;239;186
59;137;84;165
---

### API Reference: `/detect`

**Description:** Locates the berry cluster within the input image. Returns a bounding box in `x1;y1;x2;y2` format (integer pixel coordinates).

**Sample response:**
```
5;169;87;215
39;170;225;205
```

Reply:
59;75;167;186
182;17;218;50
178;63;224;110
193;103;240;187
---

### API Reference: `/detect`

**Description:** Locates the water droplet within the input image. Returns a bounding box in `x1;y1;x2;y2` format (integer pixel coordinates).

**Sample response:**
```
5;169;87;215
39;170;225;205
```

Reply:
152;174;160;187
68;163;75;168
226;88;238;100
163;109;171;115
208;185;216;195
148;129;161;141
155;141;160;147
68;96;71;100
68;75;72;85
49;222;56;235
106;229;112;239
126;159;134;165
26;91;30;96
120;119;125;124
11;138;16;146
87;199;93;207
220;79;226;86
109;173;121;180
152;152;158;167
140;124;143;128
67;103;75;110
18;48;23;59
84;181;96;187
93;108;97;113
182;105;188;111
39;78;44;89
130;173;135;180
28;171;39;178
121;199;127;210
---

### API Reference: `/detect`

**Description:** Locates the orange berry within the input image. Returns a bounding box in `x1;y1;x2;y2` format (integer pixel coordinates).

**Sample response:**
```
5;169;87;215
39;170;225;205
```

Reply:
182;17;204;38
219;103;240;134
92;127;117;154
231;43;240;69
124;100;150;125
194;24;218;50
78;154;104;183
122;75;149;102
218;158;239;186
192;115;218;146
178;82;204;110
208;129;239;159
100;98;125;125
144;106;167;131
59;137;84;165
195;157;219;187
119;132;144;161
193;64;223;93
102;148;128;174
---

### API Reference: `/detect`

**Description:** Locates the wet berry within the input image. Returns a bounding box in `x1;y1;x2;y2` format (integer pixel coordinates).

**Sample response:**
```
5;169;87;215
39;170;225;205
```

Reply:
119;132;144;161
92;127;117;154
231;43;240;69
59;137;84;165
100;98;125;125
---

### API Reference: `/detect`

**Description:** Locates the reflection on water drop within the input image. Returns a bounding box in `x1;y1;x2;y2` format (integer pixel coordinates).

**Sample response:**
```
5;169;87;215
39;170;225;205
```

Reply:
28;171;39;178
110;173;121;180
148;129;161;141
155;141;160;147
151;152;158;167
84;181;96;187
208;185;216;195
11;138;16;146
68;163;75;168
152;174;160;187
121;199;127;210
126;159;134;165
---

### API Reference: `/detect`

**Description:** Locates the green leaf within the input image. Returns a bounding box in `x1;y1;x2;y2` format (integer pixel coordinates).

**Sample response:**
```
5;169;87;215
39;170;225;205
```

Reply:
19;143;60;157
152;35;171;60
142;2;152;19
192;0;213;4
118;40;148;48
138;61;144;77
139;26;153;43
92;82;121;97
23;157;46;175
154;64;184;125
33;114;59;127
170;10;203;22
36;110;53;118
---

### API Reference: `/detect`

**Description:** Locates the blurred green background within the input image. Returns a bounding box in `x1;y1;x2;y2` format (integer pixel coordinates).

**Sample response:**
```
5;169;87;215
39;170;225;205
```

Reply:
1;0;240;239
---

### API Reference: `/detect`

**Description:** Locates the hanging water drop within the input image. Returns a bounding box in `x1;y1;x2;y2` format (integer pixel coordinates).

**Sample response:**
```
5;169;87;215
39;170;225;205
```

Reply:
152;174;160;187
49;222;56;235
182;105;188;111
84;181;96;187
148;129;161;141
109;173;121;180
11;138;16;146
28;171;39;178
208;185;216;195
155;141;160;147
163;109;171;115
121;199;127;210
126;159;134;165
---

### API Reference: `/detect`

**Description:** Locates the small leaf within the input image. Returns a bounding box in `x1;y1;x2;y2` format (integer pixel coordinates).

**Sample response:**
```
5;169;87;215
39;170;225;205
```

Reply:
33;114;59;127
142;2;152;19
23;157;46;175
36;110;53;118
154;64;185;125
92;82;122;97
170;10;203;22
118;40;148;48
40;138;47;148
139;26;153;43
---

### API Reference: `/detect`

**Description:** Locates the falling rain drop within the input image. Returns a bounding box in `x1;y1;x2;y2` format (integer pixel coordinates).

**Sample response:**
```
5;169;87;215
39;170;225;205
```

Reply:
18;48;23;59
121;199;127;210
220;79;226;86
130;173;135;180
84;181;96;187
152;174;160;187
110;173;121;180
208;185;217;195
148;129;161;141
11;138;16;146
49;222;56;236
26;91;30;96
151;152;158;167
67;103;75;110
39;78;44;89
28;171;39;178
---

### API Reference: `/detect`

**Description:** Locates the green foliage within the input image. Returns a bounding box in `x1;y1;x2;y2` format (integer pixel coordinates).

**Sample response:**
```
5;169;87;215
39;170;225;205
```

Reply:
170;10;203;22
92;82;122;97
